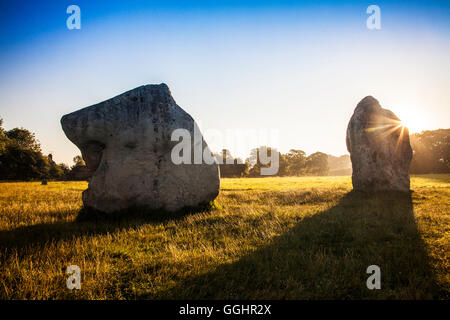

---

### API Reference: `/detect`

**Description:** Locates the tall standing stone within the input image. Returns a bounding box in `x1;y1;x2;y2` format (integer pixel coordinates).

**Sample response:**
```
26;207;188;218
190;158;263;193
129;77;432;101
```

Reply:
61;84;220;213
346;96;412;192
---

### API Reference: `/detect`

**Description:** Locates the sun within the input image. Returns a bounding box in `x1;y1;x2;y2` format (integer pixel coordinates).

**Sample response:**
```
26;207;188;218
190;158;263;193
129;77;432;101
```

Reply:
394;108;430;134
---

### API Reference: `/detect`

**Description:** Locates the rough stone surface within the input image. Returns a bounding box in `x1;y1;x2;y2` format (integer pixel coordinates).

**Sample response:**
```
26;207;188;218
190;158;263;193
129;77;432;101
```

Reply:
61;84;220;213
346;96;413;192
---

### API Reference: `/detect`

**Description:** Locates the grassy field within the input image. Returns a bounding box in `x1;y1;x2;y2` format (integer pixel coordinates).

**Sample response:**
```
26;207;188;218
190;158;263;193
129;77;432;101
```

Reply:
0;175;448;299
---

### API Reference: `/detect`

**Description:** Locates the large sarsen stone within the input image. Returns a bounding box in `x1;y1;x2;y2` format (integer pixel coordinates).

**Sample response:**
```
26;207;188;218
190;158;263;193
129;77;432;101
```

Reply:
61;84;220;213
346;96;412;192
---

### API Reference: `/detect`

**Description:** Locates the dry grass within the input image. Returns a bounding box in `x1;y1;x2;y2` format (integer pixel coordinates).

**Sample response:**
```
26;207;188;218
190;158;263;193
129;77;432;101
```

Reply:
0;175;448;299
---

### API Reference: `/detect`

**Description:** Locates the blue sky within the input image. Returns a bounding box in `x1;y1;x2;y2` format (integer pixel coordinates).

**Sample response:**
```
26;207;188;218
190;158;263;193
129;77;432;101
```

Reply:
0;1;449;165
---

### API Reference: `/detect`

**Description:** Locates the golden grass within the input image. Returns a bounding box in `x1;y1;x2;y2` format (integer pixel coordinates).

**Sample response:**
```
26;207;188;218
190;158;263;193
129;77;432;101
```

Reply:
0;175;448;299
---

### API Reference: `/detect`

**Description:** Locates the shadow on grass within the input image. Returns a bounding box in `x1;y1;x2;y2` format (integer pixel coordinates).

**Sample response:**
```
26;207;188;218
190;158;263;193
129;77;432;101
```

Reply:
0;202;215;252
142;191;445;300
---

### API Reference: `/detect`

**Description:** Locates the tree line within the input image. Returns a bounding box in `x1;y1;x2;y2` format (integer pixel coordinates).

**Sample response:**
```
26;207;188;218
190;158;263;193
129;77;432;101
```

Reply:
0;117;448;180
409;129;450;174
217;147;329;177
0;118;68;180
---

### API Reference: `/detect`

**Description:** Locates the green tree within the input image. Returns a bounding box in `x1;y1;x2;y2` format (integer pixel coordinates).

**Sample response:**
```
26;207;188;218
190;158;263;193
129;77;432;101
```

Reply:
0;118;8;154
284;149;307;176
5;128;41;152
410;129;450;173
47;154;66;179
0;144;50;180
277;152;289;176
305;152;329;176
0;119;61;181
72;155;86;168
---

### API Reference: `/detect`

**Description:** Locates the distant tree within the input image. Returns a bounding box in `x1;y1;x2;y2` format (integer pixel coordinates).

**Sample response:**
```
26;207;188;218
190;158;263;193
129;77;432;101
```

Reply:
72;155;86;168
410;129;450;174
0;119;66;181
246;148;331;177
305;152;329;176
0;118;8;154
284;149;307;176
65;155;91;181
0;144;50;180
58;162;70;177
5;128;41;152
277;152;289;176
327;154;352;176
47;154;65;179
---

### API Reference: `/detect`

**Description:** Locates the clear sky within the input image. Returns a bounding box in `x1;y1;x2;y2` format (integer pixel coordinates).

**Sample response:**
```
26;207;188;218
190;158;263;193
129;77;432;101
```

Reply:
0;0;449;165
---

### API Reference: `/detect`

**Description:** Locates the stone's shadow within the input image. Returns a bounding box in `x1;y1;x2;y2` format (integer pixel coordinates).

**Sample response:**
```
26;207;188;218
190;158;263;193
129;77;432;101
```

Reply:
140;191;444;299
0;202;215;252
75;201;216;223
1;191;445;299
